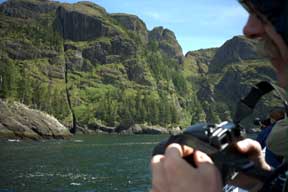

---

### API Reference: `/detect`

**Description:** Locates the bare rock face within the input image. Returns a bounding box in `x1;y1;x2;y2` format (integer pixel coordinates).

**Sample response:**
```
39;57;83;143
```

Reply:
0;99;71;140
55;4;119;41
82;41;111;65
209;36;261;73
55;6;103;41
82;37;136;65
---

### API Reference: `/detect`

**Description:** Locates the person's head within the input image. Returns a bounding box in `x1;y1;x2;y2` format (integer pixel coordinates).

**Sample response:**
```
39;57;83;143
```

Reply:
239;0;288;89
238;0;288;159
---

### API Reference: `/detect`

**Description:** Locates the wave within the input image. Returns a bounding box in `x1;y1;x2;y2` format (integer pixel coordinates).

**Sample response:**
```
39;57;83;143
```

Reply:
70;182;81;186
89;142;159;146
17;172;110;182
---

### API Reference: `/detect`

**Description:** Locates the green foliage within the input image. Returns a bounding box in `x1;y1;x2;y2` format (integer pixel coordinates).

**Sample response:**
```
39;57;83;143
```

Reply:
171;71;188;96
0;1;208;130
0;58;20;99
17;64;33;105
3;15;62;51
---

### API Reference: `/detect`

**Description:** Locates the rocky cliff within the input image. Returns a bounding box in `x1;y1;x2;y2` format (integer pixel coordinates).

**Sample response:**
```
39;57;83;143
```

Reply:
209;36;261;73
0;0;190;137
149;27;184;64
55;3;121;41
185;36;280;124
0;0;281;136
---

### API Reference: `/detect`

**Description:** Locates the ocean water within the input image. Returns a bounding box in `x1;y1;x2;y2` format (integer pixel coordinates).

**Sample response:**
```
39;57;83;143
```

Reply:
0;134;166;192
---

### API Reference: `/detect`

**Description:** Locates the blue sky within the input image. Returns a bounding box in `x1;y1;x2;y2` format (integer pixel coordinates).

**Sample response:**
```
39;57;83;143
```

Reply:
1;0;249;54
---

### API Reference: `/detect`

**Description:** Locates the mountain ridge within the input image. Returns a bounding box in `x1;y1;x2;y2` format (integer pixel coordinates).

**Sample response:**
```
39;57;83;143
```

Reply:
0;0;282;138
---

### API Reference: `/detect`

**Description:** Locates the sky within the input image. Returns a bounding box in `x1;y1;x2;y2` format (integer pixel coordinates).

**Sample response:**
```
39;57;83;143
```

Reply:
1;0;249;54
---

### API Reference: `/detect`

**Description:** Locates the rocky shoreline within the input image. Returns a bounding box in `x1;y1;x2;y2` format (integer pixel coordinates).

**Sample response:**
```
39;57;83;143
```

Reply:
77;123;182;135
0;99;182;140
0;99;72;140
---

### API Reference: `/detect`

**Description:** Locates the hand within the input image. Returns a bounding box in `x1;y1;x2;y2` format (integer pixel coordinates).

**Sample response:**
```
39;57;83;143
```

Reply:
235;138;271;171
228;139;272;191
150;143;222;192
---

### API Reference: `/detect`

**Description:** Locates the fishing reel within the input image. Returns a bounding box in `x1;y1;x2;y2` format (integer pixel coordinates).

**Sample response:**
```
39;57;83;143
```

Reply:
152;81;287;184
153;121;242;156
152;121;259;183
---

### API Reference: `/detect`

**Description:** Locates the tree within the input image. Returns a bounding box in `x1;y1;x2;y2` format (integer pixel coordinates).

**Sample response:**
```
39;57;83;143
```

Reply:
0;59;19;99
135;91;146;123
17;63;32;105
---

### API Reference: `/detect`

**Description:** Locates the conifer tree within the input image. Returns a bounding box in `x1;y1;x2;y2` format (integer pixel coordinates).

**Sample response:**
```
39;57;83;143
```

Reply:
0;59;19;99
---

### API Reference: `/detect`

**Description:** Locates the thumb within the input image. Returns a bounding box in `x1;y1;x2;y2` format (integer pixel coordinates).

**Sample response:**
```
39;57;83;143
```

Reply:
193;150;223;190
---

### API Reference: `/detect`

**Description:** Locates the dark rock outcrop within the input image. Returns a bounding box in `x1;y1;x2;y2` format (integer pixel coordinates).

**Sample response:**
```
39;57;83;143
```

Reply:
82;41;111;65
82;37;136;65
209;36;261;73
111;36;137;57
3;40;58;60
0;99;71;140
55;4;119;41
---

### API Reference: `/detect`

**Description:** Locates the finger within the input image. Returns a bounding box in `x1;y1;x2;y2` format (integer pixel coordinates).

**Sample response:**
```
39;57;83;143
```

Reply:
165;143;194;158
151;155;165;180
193;150;213;167
164;144;197;180
165;143;183;158
151;155;167;192
236;139;262;156
164;143;195;175
194;150;223;190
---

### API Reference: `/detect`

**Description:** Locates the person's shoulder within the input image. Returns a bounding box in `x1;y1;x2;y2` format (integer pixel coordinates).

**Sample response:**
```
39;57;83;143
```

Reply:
267;118;288;158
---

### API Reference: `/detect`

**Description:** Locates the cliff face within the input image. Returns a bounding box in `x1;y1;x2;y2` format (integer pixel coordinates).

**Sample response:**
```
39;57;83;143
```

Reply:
111;13;148;44
0;0;57;18
0;0;193;136
0;0;280;136
55;4;121;41
185;48;217;75
184;36;279;124
209;36;261;73
149;27;184;64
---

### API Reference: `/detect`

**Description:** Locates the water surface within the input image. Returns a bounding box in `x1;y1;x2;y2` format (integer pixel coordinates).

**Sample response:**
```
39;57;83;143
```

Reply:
0;134;166;192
